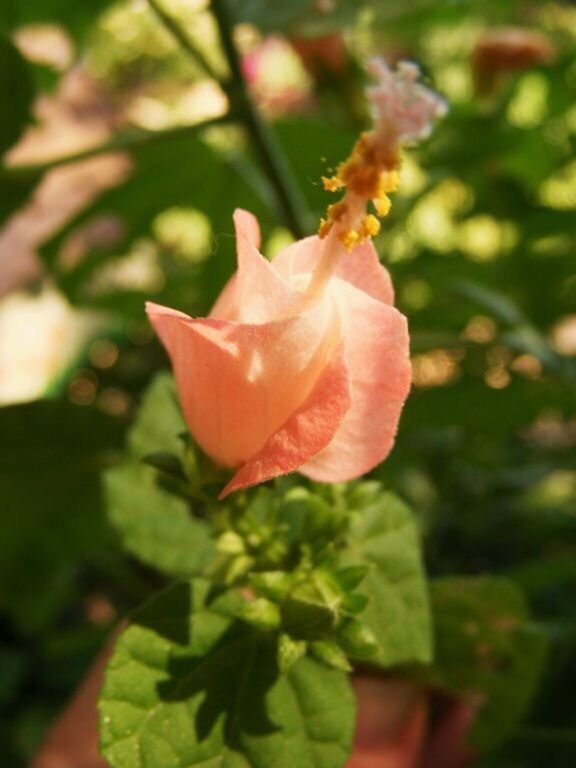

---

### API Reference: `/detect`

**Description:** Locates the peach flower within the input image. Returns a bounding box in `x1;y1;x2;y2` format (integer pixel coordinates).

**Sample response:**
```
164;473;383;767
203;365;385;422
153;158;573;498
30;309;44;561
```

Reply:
147;209;410;498
147;61;445;499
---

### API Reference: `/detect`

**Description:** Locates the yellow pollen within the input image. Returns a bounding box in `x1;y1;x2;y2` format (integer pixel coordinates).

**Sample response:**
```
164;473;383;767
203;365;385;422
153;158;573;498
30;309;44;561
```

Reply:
309;59;445;297
339;230;361;250
374;196;392;217
378;169;399;195
322;175;344;192
327;201;348;221
318;218;331;238
361;214;381;237
318;130;402;246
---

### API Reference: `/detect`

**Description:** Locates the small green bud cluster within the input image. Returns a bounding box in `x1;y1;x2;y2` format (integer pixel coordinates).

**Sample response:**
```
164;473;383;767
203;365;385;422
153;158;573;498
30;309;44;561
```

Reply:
239;562;379;672
137;463;386;674
210;482;384;672
210;482;351;584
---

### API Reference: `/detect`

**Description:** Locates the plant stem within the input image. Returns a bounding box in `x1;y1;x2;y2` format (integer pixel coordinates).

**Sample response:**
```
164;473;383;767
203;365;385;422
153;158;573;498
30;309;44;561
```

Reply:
147;0;220;81
2;114;233;179
210;0;310;238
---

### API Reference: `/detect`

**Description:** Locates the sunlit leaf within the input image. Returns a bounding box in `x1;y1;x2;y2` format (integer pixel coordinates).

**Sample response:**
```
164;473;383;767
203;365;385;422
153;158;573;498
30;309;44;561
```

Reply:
100;579;355;768
344;488;432;667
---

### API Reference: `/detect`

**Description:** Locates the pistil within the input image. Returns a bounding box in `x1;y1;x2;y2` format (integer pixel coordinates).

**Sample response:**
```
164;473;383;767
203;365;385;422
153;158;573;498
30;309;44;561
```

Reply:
303;59;446;303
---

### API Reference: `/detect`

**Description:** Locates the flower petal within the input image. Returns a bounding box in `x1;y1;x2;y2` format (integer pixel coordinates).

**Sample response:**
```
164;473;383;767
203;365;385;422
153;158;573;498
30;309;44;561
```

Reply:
220;344;350;498
210;209;298;323
146;297;341;469
272;235;395;305
235;207;261;250
300;279;411;482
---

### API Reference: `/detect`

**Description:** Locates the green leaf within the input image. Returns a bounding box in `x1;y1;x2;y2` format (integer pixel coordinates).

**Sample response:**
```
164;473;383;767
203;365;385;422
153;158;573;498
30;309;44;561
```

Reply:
0;399;125;631
105;373;214;577
428;576;548;751
240;598;281;631
337;619;379;660
309;641;351;673
0;36;34;155
280;572;342;640
335;565;370;591
0;33;45;224
451;279;525;326
99;579;355;768
105;462;213;579
345;489;432;668
128;372;185;458
278;633;308;674
250;571;293;602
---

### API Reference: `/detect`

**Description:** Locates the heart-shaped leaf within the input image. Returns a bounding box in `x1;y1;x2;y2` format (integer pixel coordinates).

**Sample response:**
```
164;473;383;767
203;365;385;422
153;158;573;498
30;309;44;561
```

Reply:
100;579;355;768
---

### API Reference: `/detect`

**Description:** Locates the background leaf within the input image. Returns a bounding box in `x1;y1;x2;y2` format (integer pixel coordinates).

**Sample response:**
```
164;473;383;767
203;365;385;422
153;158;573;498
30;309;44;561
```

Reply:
427;576;548;751
0;399;125;631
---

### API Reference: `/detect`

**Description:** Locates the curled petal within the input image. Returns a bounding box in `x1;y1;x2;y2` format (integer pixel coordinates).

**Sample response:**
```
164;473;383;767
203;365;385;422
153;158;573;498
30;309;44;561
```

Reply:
235;207;261;250
210;209;298;323
220;344;350;498
301;279;411;482
272;235;395;305
146;298;340;469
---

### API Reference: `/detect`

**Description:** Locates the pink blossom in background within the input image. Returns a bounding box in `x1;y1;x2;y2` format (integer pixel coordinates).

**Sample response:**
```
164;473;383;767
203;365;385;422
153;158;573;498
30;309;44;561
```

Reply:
240;36;312;116
147;208;411;498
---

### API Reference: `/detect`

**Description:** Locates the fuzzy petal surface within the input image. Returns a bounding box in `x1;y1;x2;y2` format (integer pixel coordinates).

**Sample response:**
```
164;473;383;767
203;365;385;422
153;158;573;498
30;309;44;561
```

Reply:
300;279;411;482
210;209;298;323
272;235;395;305
220;344;350;498
146;298;341;468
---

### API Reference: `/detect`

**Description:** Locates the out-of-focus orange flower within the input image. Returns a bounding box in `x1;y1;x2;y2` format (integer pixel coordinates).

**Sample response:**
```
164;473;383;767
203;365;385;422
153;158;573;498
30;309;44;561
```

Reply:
290;33;347;76
472;27;555;95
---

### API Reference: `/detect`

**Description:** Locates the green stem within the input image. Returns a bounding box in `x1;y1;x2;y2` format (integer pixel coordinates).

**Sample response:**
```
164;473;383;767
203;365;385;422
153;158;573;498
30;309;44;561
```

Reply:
2;114;233;179
210;0;310;238
147;0;220;81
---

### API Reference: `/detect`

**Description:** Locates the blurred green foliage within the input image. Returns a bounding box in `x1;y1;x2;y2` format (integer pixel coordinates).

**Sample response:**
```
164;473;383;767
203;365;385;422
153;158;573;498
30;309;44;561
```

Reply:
0;0;575;765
